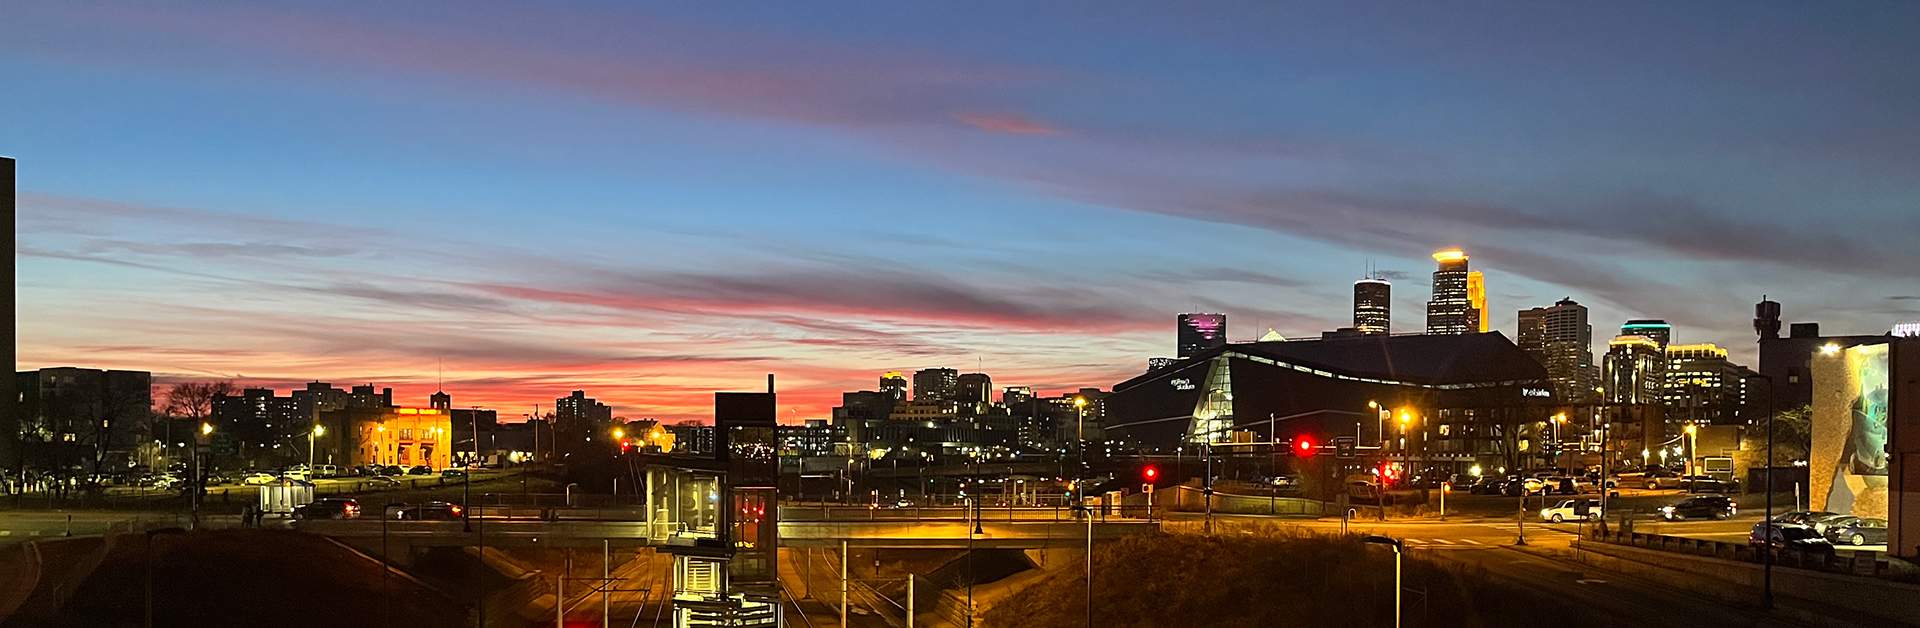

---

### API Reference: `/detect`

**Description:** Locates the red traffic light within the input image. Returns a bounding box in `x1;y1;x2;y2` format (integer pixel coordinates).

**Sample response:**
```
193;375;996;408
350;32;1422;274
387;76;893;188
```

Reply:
1295;438;1315;455
1143;466;1158;481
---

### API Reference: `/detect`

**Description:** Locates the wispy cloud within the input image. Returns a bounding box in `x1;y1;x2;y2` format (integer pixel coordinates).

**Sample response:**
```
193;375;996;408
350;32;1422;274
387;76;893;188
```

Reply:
954;112;1064;136
40;2;1056;132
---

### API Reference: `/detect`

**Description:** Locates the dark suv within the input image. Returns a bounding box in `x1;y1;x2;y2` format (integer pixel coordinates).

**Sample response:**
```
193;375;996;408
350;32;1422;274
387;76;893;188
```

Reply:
293;497;362;520
392;501;463;520
1660;495;1735;520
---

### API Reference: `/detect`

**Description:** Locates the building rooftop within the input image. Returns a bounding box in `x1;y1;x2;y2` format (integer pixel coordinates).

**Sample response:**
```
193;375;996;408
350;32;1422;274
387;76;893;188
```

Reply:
1117;331;1548;390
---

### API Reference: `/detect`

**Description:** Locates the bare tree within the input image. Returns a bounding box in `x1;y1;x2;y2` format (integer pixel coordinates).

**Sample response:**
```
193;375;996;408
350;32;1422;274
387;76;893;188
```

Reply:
165;381;237;423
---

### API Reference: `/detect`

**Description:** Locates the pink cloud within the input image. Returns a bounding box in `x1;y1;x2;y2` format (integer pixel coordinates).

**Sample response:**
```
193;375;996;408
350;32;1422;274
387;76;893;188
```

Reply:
954;112;1065;136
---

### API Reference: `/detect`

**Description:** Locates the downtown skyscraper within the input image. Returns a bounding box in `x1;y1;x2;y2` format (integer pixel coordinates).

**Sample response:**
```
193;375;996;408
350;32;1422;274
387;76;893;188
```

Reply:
1353;278;1391;335
1518;298;1597;403
1177;313;1228;358
1425;250;1484;335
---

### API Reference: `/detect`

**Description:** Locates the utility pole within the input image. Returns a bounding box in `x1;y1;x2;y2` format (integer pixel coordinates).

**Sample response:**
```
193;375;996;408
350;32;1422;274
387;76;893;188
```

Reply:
1760;373;1775;610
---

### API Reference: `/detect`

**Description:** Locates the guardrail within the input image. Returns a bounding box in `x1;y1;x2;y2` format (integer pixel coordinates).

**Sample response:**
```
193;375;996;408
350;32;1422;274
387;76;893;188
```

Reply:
1581;525;1890;577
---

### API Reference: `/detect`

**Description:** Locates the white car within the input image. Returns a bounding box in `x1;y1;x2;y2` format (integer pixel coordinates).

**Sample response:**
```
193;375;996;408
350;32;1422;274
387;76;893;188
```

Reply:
241;472;278;485
1540;499;1603;523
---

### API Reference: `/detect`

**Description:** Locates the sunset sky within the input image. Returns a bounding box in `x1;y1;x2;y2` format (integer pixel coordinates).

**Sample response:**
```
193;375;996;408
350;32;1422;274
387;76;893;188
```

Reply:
7;1;1918;423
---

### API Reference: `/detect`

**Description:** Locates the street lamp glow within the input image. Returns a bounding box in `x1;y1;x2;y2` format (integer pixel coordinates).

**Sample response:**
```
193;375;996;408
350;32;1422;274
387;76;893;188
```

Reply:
1820;343;1841;356
201;422;213;435
1074;396;1087;407
1368;400;1379;409
613;428;625;440
313;425;325;437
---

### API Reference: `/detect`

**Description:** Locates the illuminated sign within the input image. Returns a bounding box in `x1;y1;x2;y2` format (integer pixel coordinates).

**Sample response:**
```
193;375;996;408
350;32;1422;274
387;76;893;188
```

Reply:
1521;388;1551;398
1171;378;1196;391
1894;322;1920;337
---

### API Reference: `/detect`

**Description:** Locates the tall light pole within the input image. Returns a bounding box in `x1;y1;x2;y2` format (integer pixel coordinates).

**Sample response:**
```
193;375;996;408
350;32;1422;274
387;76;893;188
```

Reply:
1755;372;1776;610
194;422;212;526
1683;424;1698;476
1551;413;1567;476
309;424;324;478
1074;395;1092;628
1364;535;1403;628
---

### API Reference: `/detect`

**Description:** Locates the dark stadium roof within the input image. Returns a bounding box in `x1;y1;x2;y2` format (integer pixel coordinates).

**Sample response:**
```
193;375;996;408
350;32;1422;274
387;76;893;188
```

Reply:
1118;332;1548;390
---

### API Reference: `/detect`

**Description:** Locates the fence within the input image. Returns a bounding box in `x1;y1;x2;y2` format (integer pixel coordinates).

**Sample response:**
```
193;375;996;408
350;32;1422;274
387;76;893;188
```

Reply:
1130;485;1328;517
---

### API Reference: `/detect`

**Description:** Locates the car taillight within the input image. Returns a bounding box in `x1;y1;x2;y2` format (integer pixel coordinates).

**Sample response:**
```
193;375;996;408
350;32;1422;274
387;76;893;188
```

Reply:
450;505;462;514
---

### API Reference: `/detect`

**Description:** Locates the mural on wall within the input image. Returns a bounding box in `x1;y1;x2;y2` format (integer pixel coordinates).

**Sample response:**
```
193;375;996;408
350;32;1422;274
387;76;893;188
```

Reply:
1813;343;1890;518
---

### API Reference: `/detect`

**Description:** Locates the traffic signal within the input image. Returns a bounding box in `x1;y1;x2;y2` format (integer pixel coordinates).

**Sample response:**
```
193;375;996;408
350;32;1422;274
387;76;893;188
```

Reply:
1142;466;1158;482
1295;437;1315;456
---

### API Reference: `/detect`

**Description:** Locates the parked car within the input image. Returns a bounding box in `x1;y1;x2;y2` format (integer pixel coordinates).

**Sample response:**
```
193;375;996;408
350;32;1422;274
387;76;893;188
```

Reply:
314;465;341;478
391;501;463;520
381;465;406;476
408;465;433;476
241;472;278;486
1803;513;1853;534
1749;523;1836;558
1660;495;1736;520
1822;517;1888;546
1540;499;1603;523
1680;475;1737;493
293;497;362;520
281;469;311;481
1642;470;1682;490
1767;511;1836;529
440;468;468;480
363;475;402;488
1469;477;1506;495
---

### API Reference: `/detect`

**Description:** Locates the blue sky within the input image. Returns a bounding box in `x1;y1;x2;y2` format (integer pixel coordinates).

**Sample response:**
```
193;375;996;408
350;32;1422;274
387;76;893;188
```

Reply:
6;1;1918;421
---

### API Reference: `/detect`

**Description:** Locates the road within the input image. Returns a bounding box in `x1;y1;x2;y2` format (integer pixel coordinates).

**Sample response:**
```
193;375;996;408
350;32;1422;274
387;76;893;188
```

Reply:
0;511;140;545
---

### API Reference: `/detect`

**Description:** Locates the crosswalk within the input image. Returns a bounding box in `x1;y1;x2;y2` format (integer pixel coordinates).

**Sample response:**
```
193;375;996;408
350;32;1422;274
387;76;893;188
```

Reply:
1401;538;1499;549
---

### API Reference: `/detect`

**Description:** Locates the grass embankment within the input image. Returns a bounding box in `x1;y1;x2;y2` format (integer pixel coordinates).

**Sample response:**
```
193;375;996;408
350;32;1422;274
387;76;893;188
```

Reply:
982;531;1561;628
3;529;463;628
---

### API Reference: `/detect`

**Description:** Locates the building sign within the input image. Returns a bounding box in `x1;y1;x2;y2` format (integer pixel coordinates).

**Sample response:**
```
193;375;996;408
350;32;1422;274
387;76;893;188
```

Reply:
1171;378;1196;391
1521;387;1551;398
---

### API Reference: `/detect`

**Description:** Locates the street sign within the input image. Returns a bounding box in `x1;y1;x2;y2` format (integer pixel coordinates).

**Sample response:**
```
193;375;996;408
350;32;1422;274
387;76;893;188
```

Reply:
1334;436;1357;458
211;433;235;457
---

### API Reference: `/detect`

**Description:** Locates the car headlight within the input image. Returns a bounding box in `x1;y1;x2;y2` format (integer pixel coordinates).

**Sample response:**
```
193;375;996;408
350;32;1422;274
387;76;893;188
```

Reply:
1660;506;1674;514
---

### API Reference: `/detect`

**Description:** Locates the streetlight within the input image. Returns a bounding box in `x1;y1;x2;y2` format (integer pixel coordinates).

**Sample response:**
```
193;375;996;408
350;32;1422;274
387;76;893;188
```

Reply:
193;423;213;525
1552;413;1567;475
1074;396;1092;628
1683;424;1698;476
309;424;325;478
1364;535;1403;628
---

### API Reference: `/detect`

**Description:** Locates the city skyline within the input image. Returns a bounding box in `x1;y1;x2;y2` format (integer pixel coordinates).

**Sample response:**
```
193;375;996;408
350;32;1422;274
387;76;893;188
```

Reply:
8;1;1920;422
